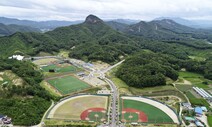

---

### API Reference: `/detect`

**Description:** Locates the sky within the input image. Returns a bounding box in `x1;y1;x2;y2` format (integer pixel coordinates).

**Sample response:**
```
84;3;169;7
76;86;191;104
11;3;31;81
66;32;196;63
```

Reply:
0;0;212;21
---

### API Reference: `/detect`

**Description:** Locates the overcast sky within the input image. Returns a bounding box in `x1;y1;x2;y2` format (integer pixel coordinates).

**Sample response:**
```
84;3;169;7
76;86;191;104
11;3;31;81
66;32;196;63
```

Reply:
0;0;212;21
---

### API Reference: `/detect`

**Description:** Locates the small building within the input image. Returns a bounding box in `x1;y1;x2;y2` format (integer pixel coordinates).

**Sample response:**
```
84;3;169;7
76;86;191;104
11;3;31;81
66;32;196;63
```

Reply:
8;55;24;61
0;114;5;122
77;72;86;77
195;121;204;127
194;107;203;116
201;106;207;112
181;102;191;108
184;116;196;122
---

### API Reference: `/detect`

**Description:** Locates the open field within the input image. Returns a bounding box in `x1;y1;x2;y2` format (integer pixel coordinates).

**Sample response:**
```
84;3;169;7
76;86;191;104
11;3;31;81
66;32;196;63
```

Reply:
0;70;25;87
42;63;77;73
120;97;179;124
40;81;62;97
47;95;108;122
208;115;212;127
178;71;212;89
47;75;91;95
33;58;60;65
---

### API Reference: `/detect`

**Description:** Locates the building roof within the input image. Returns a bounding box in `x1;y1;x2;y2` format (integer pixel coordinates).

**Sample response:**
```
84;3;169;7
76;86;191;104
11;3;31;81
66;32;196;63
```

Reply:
184;116;196;121
182;102;191;107
201;106;207;111
195;121;204;127
195;107;203;115
8;55;24;61
0;115;5;118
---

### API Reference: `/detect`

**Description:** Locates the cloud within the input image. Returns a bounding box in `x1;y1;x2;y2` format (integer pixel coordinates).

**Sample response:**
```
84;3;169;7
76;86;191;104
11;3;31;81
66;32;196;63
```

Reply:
0;0;212;21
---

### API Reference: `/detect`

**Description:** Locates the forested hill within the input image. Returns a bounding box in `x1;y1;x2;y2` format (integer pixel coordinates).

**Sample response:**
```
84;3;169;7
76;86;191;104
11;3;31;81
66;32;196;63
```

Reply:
0;23;40;36
0;15;139;63
0;14;211;64
122;19;212;49
116;51;212;88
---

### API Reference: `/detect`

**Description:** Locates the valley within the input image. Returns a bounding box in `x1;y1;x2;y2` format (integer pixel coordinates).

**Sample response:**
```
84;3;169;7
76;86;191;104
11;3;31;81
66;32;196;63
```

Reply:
0;14;211;127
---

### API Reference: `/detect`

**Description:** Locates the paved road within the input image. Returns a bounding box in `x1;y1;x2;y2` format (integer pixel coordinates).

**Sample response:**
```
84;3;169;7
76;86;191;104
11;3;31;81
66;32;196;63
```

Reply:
105;78;118;127
102;60;125;127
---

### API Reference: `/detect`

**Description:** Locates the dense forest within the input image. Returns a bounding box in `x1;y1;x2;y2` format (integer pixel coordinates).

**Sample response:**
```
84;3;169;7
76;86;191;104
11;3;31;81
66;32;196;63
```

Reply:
116;51;179;87
0;58;52;125
116;51;212;88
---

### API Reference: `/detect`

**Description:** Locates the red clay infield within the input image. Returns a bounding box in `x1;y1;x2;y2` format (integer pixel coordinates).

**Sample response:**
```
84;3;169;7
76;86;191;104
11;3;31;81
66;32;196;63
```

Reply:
80;107;106;120
122;108;148;122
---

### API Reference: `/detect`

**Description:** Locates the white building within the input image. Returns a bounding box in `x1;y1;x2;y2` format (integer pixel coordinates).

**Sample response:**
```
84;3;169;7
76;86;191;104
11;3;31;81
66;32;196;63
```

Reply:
8;55;24;61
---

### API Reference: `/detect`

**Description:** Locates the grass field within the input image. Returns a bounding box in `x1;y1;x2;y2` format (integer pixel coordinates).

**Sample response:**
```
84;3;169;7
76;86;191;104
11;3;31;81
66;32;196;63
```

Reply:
178;71;211;89
121;99;173;123
48;95;108;121
175;85;192;92
42;64;77;73
208;115;212;127
33;58;60;65
47;75;91;95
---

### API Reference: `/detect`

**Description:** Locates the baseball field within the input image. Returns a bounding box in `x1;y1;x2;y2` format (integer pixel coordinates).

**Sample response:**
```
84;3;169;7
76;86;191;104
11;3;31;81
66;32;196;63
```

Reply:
47;95;108;122
120;97;179;124
47;75;91;95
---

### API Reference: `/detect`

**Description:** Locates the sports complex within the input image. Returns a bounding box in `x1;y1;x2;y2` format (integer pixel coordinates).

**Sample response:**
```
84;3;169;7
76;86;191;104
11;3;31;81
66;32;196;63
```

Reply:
120;96;180;124
47;95;109;122
46;75;91;95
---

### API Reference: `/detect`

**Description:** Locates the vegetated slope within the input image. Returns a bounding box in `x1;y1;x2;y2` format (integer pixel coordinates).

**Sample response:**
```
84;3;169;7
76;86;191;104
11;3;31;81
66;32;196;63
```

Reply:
0;58;53;125
0;32;57;57
0;17;82;30
0;23;40;36
45;15;140;63
116;51;179;87
106;21;128;32
124;19;212;49
0;15;140;63
116;50;212;88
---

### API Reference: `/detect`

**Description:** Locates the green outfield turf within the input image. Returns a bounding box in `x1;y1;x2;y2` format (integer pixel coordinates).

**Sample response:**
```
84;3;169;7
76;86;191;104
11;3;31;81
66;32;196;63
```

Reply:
121;99;173;123
47;76;91;95
42;64;77;73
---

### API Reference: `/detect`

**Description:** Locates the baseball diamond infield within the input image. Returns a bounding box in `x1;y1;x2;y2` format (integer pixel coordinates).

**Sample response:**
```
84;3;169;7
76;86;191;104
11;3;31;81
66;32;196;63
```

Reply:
47;95;108;121
121;96;180;124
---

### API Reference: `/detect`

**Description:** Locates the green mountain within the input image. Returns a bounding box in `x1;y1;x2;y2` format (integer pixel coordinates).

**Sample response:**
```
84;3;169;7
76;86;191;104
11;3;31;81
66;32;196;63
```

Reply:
0;15;139;63
0;23;40;36
123;19;196;39
106;21;128;32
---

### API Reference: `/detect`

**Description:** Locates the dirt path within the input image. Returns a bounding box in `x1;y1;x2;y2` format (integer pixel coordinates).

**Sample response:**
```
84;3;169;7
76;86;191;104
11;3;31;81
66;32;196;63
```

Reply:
122;96;180;124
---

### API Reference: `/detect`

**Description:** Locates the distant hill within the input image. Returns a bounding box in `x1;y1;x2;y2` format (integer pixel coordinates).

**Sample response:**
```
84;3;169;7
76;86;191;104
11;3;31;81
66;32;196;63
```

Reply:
123;19;195;40
110;19;140;25
0;23;40;36
0;14;211;63
0;17;83;30
46;14;139;63
0;15;139;63
106;21;128;32
122;19;212;49
155;17;212;29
